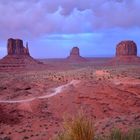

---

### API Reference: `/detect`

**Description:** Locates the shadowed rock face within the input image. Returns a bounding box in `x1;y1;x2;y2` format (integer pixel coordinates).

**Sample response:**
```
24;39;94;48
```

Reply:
7;38;29;55
116;40;137;57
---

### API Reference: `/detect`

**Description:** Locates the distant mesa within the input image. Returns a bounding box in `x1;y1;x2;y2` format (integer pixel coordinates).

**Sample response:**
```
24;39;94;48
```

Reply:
0;38;43;69
67;47;87;62
111;40;140;64
70;47;80;57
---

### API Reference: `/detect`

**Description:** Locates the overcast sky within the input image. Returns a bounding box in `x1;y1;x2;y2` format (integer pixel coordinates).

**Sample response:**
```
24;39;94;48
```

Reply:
0;0;140;58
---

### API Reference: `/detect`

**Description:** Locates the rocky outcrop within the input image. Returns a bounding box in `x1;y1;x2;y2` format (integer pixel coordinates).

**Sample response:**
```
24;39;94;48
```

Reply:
67;47;86;62
110;40;140;65
0;38;43;69
116;40;137;56
7;38;30;55
70;47;80;57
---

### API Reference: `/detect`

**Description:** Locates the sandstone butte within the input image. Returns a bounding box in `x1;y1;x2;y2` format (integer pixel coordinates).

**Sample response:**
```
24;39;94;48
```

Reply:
116;40;137;56
111;40;140;64
67;47;87;62
7;38;30;56
0;38;42;69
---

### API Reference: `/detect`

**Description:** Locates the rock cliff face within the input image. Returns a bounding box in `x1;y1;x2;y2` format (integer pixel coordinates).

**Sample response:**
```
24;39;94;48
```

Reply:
116;40;137;56
7;38;30;55
67;47;86;62
110;40;140;65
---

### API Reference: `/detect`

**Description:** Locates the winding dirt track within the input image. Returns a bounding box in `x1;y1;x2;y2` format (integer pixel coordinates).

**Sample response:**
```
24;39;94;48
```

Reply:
0;80;80;103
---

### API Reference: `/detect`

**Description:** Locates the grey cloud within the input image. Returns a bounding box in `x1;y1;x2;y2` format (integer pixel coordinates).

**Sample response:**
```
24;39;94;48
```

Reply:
0;0;140;39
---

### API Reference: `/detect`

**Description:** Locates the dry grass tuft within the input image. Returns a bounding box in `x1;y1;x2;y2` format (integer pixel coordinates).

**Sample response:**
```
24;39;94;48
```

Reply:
107;128;140;140
54;111;140;140
55;111;94;140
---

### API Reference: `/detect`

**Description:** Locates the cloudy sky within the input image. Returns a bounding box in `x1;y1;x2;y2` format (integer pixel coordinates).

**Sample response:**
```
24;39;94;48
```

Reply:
0;0;140;58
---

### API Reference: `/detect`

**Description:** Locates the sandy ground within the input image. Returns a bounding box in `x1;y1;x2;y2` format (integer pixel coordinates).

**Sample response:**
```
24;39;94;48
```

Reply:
0;61;140;140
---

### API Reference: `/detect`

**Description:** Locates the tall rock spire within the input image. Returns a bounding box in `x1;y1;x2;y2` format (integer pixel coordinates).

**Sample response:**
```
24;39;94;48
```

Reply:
26;42;30;55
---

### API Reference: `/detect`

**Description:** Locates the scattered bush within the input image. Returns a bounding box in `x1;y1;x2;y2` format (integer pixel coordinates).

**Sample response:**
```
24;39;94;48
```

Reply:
104;128;140;140
54;111;140;140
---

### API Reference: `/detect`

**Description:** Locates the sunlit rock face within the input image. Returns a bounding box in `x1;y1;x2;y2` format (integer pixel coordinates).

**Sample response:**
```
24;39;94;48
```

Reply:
109;40;140;65
7;38;30;55
116;40;137;57
67;47;86;62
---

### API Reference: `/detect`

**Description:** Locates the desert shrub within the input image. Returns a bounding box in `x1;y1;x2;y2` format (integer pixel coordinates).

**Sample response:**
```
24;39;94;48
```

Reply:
103;128;140;140
54;111;140;140
125;128;140;140
55;111;94;140
107;128;125;140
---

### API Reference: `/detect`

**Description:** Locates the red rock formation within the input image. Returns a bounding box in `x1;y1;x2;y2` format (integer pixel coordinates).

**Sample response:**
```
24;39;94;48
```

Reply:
7;38;30;55
116;40;137;56
0;38;43;69
110;40;140;65
67;47;86;62
70;47;80;57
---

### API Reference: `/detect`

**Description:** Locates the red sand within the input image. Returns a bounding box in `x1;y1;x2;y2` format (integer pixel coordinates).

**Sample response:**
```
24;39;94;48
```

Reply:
0;59;140;140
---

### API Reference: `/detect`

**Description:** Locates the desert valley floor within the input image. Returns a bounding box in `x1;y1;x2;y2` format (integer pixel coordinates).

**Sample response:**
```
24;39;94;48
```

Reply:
0;59;140;140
